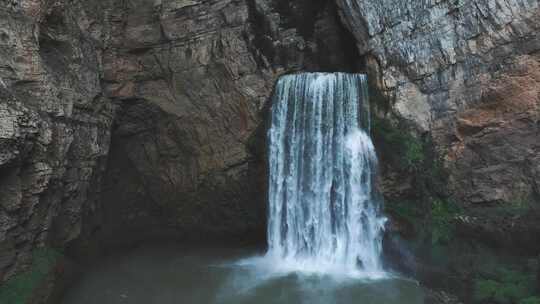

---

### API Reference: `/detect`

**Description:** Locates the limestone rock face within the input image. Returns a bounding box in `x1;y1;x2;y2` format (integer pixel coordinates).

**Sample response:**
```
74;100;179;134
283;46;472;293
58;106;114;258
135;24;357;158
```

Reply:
1;0;539;294
0;0;114;281
99;0;274;244
336;0;540;206
449;55;539;206
0;0;359;282
97;0;357;245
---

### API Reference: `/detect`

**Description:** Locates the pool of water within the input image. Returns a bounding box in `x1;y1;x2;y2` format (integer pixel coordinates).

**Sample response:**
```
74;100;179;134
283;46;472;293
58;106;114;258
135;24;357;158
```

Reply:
62;244;424;304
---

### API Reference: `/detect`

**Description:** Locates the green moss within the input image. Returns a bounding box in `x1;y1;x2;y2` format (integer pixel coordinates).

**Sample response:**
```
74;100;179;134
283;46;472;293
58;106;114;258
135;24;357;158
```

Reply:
403;137;424;170
0;248;61;304
520;297;540;304
371;117;425;172
474;279;500;302
473;266;538;304
430;199;460;245
385;200;423;224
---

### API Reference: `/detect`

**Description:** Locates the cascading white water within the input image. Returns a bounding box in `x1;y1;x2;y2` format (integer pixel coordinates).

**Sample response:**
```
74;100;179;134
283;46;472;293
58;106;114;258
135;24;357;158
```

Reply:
266;72;387;278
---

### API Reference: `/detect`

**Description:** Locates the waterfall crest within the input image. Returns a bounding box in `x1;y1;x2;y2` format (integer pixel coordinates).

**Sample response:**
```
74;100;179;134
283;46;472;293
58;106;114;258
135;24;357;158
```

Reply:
266;73;387;277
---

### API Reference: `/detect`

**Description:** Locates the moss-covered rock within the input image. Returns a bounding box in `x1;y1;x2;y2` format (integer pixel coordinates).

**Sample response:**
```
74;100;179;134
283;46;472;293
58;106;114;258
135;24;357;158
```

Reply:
371;116;425;173
473;265;539;304
0;248;62;304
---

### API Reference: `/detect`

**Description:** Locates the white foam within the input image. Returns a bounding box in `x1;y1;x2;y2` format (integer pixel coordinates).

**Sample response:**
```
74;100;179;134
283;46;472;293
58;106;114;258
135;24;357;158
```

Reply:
265;73;388;279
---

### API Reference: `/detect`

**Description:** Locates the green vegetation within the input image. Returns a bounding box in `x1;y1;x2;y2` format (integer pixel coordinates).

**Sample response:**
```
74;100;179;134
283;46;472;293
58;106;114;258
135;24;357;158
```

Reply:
372;115;455;244
371;117;425;172
474;266;539;304
370;112;540;304
0;248;61;304
519;297;540;304
520;297;540;304
384;200;423;225
402;137;424;171
384;197;460;246
430;199;460;245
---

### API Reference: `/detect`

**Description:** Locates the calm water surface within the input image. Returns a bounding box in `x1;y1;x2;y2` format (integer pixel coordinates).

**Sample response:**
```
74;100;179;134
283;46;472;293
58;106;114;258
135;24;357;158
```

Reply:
62;244;424;304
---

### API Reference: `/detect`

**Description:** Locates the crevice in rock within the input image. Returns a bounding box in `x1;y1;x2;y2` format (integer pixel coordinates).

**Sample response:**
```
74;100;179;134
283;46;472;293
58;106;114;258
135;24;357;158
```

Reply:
246;0;362;73
38;8;73;79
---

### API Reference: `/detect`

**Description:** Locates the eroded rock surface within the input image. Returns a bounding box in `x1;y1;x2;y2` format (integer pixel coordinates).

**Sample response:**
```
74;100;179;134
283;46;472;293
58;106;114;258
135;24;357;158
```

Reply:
1;1;539;301
0;0;359;284
335;1;540;300
96;0;359;245
336;0;540;206
0;0;114;281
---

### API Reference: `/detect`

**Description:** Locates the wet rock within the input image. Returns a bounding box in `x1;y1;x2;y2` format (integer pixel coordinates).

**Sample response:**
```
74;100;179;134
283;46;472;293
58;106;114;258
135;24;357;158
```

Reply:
424;289;463;304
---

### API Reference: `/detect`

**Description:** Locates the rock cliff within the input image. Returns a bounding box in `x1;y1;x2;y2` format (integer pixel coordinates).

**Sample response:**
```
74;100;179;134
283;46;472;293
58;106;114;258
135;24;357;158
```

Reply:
0;0;358;284
0;0;114;282
336;0;540;206
0;0;539;302
96;0;360;247
334;0;539;300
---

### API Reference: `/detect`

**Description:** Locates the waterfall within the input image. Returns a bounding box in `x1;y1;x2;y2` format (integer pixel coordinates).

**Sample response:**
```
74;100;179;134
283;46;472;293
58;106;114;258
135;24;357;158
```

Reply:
266;73;387;277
